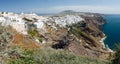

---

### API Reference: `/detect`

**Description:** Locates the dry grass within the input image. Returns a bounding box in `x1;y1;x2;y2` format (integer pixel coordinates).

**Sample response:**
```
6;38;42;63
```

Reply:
11;33;40;50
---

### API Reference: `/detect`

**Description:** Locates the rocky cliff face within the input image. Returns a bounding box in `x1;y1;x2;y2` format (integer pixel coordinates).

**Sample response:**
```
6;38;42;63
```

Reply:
68;14;109;59
47;13;111;59
0;12;112;61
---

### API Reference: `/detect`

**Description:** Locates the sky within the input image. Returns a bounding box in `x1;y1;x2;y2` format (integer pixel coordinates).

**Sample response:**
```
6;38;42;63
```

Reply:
0;0;120;14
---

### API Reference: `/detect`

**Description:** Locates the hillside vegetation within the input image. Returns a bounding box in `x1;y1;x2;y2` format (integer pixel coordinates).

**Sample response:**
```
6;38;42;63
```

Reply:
8;47;108;64
0;24;109;64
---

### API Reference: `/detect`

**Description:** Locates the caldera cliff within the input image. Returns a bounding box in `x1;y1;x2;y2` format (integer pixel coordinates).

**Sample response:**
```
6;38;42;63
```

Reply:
0;11;113;64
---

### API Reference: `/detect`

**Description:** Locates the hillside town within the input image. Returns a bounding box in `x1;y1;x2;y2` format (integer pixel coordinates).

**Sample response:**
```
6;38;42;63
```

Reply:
0;12;84;35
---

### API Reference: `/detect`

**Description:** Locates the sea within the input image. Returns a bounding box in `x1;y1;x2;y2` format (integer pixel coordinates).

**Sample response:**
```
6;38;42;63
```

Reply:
102;15;120;50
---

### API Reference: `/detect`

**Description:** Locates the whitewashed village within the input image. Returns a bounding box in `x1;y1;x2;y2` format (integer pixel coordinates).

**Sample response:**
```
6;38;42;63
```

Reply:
0;12;85;44
0;12;84;34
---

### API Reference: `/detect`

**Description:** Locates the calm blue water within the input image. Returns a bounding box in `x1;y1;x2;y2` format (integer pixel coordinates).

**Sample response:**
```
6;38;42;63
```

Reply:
102;15;120;50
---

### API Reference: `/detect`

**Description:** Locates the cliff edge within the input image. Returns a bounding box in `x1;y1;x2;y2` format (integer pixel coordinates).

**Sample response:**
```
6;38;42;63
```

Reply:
0;11;112;63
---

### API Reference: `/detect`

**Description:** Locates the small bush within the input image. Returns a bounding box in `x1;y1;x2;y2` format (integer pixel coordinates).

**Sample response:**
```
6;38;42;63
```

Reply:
39;38;43;43
28;29;39;37
111;44;120;64
8;50;36;64
8;48;108;64
33;48;108;64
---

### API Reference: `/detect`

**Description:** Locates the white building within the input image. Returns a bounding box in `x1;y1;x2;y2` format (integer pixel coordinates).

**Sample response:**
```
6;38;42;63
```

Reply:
53;15;84;27
0;14;27;35
10;17;27;35
34;19;46;33
34;21;44;29
0;17;6;23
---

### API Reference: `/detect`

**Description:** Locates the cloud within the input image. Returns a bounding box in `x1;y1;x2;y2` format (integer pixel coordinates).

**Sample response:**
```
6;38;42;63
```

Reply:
29;5;120;14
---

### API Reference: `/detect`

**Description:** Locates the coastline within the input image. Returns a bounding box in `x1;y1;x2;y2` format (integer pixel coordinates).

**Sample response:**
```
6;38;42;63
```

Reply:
99;35;106;48
99;34;113;52
101;16;114;52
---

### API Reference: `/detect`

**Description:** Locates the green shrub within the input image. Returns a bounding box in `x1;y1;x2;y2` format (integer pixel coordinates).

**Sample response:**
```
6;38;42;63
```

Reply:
9;58;35;64
111;44;120;64
39;38;43;43
8;50;36;64
28;29;39;37
8;48;108;64
33;48;108;64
